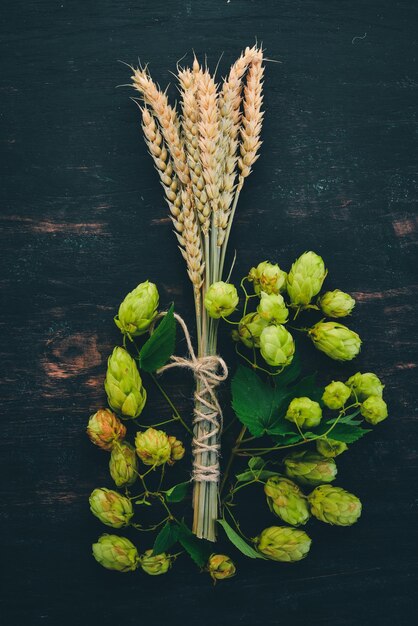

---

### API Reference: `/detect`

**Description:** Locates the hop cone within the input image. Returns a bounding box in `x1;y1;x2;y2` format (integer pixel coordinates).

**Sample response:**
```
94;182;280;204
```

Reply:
346;372;384;401
308;485;362;526
322;381;351;410
285;397;322;429
109;442;138;487
260;325;295;367
104;347;147;418
140;550;171;576
87;409;126;451
114;280;159;338
255;526;312;562
360;395;388;425
284;451;337;486
204;281;239;319
308;321;361;361
89;488;133;528
207;554;236;581
135;427;171;466
319;289;355;318
237;312;268;348
248;261;287;295
257;292;289;324
286;251;326;306
264;476;310;526
92;534;139;572
316;438;348;458
168;436;185;465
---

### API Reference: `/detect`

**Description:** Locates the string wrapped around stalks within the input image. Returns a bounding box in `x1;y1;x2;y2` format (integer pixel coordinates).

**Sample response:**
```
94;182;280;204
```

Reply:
131;45;264;541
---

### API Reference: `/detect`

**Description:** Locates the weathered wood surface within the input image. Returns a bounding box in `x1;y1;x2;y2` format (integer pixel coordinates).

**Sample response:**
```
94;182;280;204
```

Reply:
1;1;417;624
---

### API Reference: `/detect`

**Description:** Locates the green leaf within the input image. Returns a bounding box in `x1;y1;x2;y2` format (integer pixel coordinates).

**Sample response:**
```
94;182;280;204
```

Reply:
217;519;266;559
274;352;302;387
325;423;371;443
235;469;279;483
152;522;180;555
231;365;273;437
165;481;190;503
287;373;323;404
177;522;212;568
139;304;176;372
248;456;265;471
311;421;371;443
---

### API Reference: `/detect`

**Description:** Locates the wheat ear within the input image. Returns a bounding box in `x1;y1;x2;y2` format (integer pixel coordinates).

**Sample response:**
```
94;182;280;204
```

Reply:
132;66;191;186
141;106;183;235
178;62;211;235
217;45;260;245
238;48;264;178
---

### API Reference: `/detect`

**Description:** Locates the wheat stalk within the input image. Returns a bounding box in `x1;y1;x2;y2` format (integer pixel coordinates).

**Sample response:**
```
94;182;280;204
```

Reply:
131;47;265;542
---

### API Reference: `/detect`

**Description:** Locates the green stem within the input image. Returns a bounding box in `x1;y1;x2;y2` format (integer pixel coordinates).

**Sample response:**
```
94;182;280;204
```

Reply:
150;373;192;435
220;425;247;494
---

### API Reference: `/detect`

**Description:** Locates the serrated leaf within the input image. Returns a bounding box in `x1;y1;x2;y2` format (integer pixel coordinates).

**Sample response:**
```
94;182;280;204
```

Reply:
287;373;323;403
311;422;371;443
152;522;180;555
165;481;190;503
177;522;212;568
274;352;302;387
231;365;273;437
267;418;300;437
326;423;371;443
217;519;266;559
139;304;176;372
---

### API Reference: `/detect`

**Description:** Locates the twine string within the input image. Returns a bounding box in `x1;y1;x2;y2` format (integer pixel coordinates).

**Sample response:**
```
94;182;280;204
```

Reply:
156;312;228;483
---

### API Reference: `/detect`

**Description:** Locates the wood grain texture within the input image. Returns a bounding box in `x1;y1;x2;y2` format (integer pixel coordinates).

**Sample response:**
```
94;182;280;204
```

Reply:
1;1;417;624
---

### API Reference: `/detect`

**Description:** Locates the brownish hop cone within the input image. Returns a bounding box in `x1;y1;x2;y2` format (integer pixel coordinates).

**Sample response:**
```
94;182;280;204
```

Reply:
168;436;185;465
207;554;236;581
87;409;126;451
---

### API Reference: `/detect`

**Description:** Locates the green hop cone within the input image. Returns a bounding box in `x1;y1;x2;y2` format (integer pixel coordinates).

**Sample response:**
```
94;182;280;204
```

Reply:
316;438;348;458
248;261;287;295
204;281;239;319
308;321;361;361
346;372;384;401
167;436;185;465
92;534;139;572
286;251;327;306
87;408;126;451
207;554;236;581
257;292;289;324
319;289;355;318
114;281;159;338
284;451;337;486
308;485;362;526
135;427;171;466
255;526;311;562
105;347;147;418
322;381;351;410
260;325;295;368
360;395;388;425
237;313;268;348
109;442;138;488
264;476;310;526
89;488;133;528
285;397;322;429
140;550;171;576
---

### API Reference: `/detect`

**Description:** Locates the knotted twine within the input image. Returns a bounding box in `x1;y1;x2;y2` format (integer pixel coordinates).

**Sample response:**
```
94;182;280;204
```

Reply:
156;313;228;484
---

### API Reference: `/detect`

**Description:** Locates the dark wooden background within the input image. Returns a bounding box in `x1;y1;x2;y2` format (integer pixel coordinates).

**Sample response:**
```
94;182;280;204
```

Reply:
1;1;417;624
